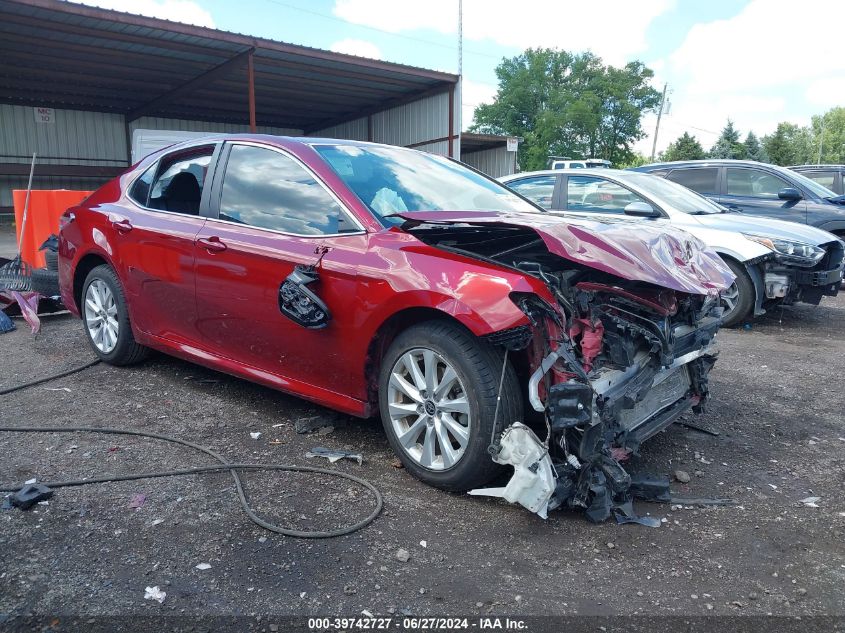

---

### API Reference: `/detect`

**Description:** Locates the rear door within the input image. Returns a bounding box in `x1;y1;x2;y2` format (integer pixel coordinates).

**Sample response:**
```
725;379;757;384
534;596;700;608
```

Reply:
561;174;662;221
721;166;808;223
798;169;841;195
193;141;369;396
664;166;722;203
117;143;220;342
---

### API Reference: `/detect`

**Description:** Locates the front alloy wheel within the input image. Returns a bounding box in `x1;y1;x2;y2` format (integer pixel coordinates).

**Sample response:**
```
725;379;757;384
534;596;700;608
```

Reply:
387;348;472;471
378;320;522;492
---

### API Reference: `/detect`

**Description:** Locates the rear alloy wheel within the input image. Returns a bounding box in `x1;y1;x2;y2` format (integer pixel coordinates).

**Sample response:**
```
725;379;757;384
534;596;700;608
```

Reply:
82;265;149;365
719;258;755;327
378;320;522;492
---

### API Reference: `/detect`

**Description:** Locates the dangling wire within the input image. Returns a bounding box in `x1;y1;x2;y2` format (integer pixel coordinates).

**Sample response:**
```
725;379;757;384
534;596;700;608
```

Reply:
489;348;509;449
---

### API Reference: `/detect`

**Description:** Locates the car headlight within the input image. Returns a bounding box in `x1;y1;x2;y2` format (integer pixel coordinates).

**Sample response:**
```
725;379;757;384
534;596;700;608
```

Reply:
743;234;826;267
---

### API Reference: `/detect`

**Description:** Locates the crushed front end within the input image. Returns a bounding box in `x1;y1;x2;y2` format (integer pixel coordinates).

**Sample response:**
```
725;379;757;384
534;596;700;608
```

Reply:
490;275;722;522
400;213;733;523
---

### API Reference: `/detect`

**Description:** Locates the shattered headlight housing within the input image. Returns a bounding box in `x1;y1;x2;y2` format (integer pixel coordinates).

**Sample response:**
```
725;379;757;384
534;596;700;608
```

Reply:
743;234;826;267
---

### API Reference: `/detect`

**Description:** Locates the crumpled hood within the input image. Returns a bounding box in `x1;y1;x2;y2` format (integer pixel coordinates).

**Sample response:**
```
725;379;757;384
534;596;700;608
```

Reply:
695;212;840;246
398;211;735;295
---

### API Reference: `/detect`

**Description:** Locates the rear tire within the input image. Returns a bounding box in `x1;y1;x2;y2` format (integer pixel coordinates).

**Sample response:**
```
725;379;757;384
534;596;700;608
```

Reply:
719;258;755;328
378;320;522;492
81;265;149;366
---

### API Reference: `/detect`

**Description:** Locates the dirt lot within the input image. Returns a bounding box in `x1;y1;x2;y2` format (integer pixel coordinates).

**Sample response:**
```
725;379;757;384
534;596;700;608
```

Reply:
1;294;844;627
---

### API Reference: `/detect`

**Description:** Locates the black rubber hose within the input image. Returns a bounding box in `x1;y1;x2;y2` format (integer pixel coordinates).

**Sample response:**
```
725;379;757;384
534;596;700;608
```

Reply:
0;425;383;538
0;358;101;396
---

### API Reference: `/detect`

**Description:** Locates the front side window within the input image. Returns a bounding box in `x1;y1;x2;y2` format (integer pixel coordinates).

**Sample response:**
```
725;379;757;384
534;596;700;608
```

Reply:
507;176;557;209
666;167;719;195
313;144;537;225
219;144;356;235
147;147;213;215
726;168;789;198
566;176;646;214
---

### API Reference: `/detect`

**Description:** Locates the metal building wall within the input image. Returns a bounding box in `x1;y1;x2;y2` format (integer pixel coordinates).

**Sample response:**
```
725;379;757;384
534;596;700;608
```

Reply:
310;91;459;156
128;117;301;137
461;147;517;178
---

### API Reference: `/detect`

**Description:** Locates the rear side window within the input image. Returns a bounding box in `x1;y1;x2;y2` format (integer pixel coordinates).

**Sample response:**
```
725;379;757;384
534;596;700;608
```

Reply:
566;176;646;214
726;168;789;198
666;168;718;194
128;164;156;207
147;147;214;215
219;144;356;235
507;176;556;209
801;171;836;190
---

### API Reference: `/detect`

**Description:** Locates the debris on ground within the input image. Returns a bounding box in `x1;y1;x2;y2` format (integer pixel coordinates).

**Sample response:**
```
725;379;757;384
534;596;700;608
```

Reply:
419;540;427;548
390;457;404;469
3;484;54;510
396;548;411;563
294;415;340;435
0;309;15;333
674;470;691;483
305;446;363;465
249;432;261;440
195;563;211;570
799;496;821;508
129;493;146;510
143;586;166;604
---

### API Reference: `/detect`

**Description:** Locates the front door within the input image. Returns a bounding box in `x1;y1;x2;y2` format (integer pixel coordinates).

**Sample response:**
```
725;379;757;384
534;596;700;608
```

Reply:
721;167;807;223
193;142;368;397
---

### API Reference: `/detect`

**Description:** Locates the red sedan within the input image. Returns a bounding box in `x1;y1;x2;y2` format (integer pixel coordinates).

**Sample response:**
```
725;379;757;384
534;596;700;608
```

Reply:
58;135;733;520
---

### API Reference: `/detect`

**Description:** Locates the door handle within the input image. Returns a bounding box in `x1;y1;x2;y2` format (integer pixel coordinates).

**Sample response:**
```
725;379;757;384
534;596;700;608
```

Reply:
197;236;227;253
112;219;133;233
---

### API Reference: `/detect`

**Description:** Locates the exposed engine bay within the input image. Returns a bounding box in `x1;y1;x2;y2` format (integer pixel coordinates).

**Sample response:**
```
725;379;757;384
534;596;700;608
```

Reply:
407;220;724;523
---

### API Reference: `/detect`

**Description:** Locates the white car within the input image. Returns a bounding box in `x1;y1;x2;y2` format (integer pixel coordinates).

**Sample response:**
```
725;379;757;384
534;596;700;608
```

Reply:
501;169;844;326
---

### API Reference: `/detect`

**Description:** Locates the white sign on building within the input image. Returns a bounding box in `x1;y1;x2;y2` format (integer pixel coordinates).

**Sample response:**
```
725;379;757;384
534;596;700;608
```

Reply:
33;107;55;123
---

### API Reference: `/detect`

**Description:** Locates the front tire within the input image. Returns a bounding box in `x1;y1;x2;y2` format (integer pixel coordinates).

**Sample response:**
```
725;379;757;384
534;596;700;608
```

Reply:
378;320;522;492
719;259;755;327
81;265;149;366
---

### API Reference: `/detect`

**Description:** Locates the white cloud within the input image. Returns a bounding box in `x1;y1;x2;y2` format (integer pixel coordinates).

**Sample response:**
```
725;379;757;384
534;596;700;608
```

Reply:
460;78;497;130
73;0;214;27
670;0;844;94
333;0;674;67
330;38;383;59
805;77;845;108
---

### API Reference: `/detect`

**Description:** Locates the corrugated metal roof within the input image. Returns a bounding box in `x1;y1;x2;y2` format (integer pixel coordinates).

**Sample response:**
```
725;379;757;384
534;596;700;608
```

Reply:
0;0;458;131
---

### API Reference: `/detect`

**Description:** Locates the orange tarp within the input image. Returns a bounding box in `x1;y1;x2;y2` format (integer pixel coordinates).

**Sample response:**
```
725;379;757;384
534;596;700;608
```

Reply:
12;190;92;267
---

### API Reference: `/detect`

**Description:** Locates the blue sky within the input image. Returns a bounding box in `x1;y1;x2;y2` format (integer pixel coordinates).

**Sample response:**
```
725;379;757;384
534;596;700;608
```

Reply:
83;0;845;155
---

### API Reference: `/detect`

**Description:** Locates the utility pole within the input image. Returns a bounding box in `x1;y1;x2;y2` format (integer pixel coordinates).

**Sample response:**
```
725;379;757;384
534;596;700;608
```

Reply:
650;82;668;161
818;119;825;165
456;0;463;156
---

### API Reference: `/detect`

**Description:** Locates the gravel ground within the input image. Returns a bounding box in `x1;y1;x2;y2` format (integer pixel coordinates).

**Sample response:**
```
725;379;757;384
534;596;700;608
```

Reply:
1;296;844;625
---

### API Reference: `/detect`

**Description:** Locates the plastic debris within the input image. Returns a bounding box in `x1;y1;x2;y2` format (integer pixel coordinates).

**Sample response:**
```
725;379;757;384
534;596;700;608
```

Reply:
799;496;820;508
0;309;15;333
249;432;261;440
419;540;427;548
6;484;53;510
144;586;166;603
129;493;146;509
396;548;411;562
305;446;363;465
195;563;211;570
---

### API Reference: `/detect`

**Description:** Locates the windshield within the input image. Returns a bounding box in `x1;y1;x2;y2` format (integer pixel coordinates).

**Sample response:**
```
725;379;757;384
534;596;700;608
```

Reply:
620;172;726;215
313;144;538;225
777;166;839;199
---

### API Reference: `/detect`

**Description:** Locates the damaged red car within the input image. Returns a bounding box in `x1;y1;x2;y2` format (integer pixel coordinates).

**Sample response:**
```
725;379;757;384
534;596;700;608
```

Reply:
58;136;734;521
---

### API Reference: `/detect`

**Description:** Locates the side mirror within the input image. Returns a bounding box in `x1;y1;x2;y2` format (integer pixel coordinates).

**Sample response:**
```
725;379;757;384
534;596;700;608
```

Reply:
623;201;658;217
778;187;802;201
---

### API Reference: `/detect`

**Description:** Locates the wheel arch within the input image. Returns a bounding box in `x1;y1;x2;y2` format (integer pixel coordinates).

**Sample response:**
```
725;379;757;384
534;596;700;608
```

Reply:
716;251;765;316
72;252;112;315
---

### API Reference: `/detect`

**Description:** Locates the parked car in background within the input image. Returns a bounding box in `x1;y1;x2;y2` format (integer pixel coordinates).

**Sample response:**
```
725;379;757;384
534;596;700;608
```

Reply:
631;160;845;239
789;165;845;195
549;157;611;169
58;135;734;520
501;169;844;327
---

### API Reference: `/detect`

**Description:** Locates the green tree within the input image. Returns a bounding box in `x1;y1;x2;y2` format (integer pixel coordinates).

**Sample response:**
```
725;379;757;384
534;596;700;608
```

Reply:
661;132;706;161
709;120;746;159
810;107;845;164
743;131;768;163
471;48;661;170
762;123;814;166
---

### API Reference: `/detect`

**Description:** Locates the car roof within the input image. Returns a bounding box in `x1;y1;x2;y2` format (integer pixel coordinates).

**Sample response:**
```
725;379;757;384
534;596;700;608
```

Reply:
150;133;411;154
501;168;631;180
789;164;845;169
634;159;779;170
